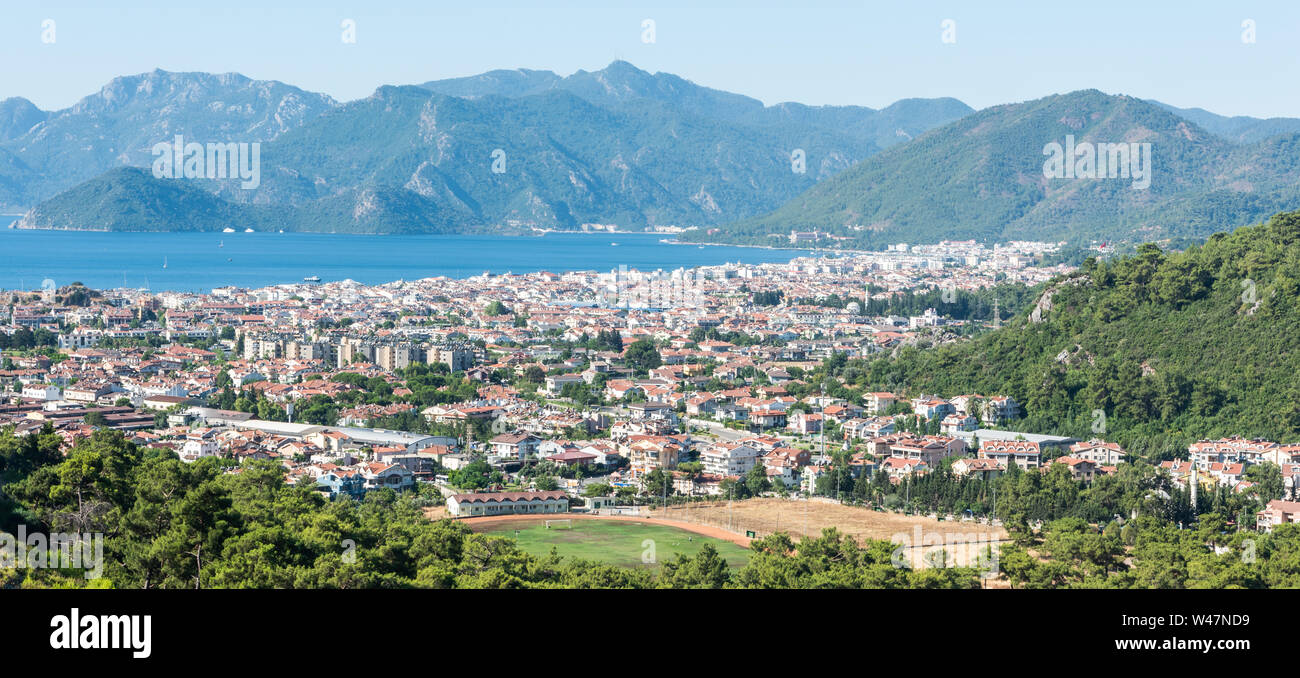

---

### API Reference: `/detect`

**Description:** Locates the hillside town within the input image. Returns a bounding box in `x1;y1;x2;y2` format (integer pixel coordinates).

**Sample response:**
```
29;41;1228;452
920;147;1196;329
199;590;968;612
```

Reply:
2;242;1297;531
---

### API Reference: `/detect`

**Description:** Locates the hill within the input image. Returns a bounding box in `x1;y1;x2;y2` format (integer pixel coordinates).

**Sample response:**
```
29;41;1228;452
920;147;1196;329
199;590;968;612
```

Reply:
843;210;1300;458
14;167;256;232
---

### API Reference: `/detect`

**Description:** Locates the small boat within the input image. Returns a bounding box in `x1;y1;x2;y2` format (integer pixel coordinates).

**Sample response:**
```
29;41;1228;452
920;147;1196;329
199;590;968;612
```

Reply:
244;228;255;233
303;275;321;282
222;227;236;233
610;242;619;247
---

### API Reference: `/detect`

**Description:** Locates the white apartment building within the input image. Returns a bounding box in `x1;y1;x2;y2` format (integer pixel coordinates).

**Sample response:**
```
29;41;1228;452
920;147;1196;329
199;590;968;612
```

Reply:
701;443;761;477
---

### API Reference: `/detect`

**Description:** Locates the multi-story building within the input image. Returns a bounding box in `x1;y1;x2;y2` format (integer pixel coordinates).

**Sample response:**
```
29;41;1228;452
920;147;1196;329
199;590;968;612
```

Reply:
1257;499;1300;532
1068;439;1126;465
701;442;761;477
978;440;1042;469
1188;436;1276;467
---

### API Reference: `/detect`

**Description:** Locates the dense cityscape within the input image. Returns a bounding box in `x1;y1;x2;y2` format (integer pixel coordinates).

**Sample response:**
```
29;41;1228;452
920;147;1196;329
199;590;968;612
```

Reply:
5;4;1299;664
5;235;1298;572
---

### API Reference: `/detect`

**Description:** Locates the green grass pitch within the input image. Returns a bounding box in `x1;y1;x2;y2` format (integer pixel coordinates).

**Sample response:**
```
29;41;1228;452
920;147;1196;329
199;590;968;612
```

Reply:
478;519;752;569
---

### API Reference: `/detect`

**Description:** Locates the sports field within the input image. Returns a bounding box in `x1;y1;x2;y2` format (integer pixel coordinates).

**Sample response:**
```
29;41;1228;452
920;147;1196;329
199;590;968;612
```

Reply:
476;519;753;569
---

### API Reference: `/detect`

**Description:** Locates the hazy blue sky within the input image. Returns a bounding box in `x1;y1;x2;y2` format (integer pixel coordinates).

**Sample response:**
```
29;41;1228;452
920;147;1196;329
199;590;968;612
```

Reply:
2;0;1298;117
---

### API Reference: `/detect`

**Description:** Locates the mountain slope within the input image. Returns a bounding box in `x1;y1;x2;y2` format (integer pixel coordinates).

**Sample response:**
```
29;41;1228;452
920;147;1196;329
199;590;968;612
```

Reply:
852;210;1300;457
0;98;48;142
710;90;1300;247
25;82;893;232
11;62;975;232
0;70;337;210
14;167;254;231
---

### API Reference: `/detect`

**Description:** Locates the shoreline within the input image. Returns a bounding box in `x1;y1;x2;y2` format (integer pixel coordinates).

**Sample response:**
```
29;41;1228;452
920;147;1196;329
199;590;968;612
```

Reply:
0;230;821;293
4;223;873;255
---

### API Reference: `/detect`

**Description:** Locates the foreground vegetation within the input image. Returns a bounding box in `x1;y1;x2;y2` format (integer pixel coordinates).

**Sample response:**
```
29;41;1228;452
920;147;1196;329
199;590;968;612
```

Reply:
3;428;1298;588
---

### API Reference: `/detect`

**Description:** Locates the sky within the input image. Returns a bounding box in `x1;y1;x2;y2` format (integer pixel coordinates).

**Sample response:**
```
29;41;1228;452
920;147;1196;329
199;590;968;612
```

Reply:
2;0;1299;118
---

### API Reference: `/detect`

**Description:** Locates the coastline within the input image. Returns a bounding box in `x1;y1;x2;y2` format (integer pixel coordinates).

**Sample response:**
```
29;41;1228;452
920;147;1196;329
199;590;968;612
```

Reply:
3;219;872;256
0;229;816;292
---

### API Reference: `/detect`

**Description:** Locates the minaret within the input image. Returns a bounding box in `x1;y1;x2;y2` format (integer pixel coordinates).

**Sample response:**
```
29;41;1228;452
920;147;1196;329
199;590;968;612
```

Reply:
992;297;1001;329
1189;459;1198;512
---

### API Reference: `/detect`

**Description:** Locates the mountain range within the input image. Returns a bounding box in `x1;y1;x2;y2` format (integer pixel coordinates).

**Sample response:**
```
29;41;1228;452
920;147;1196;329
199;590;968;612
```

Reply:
7;62;968;232
0;71;335;211
704;90;1300;248
8;62;1300;244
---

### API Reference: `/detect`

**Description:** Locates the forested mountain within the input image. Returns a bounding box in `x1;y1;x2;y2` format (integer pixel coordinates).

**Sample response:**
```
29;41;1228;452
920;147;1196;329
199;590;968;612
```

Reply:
841;210;1300;459
14;167;266;232
703;90;1300;248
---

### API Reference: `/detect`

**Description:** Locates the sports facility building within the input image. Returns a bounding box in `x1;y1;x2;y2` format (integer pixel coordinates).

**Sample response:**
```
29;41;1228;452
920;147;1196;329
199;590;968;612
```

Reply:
447;490;570;517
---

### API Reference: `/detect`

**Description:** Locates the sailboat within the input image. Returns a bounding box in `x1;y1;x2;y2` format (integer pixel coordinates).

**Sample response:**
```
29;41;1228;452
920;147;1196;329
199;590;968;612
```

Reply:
162;256;168;270
219;240;224;248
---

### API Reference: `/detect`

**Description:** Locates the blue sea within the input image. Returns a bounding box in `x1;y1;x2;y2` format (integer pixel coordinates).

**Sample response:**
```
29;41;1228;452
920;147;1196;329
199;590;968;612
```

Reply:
0;222;809;292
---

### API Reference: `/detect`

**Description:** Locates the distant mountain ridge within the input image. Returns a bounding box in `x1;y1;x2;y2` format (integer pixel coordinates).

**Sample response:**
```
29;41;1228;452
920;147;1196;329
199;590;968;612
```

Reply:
16;62;971;232
420;60;972;151
1148;100;1300;144
10;65;1300;241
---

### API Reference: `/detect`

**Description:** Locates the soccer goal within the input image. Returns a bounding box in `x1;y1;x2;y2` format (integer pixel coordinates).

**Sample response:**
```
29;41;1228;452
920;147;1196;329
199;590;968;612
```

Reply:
544;519;573;530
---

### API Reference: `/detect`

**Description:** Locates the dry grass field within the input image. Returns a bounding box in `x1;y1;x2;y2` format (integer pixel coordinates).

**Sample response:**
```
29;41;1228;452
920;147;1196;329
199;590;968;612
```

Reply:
646;498;1009;569
425;498;1011;575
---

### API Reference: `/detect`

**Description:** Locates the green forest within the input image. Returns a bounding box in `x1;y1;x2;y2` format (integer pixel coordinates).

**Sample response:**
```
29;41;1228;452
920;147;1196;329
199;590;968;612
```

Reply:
4;427;1300;588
